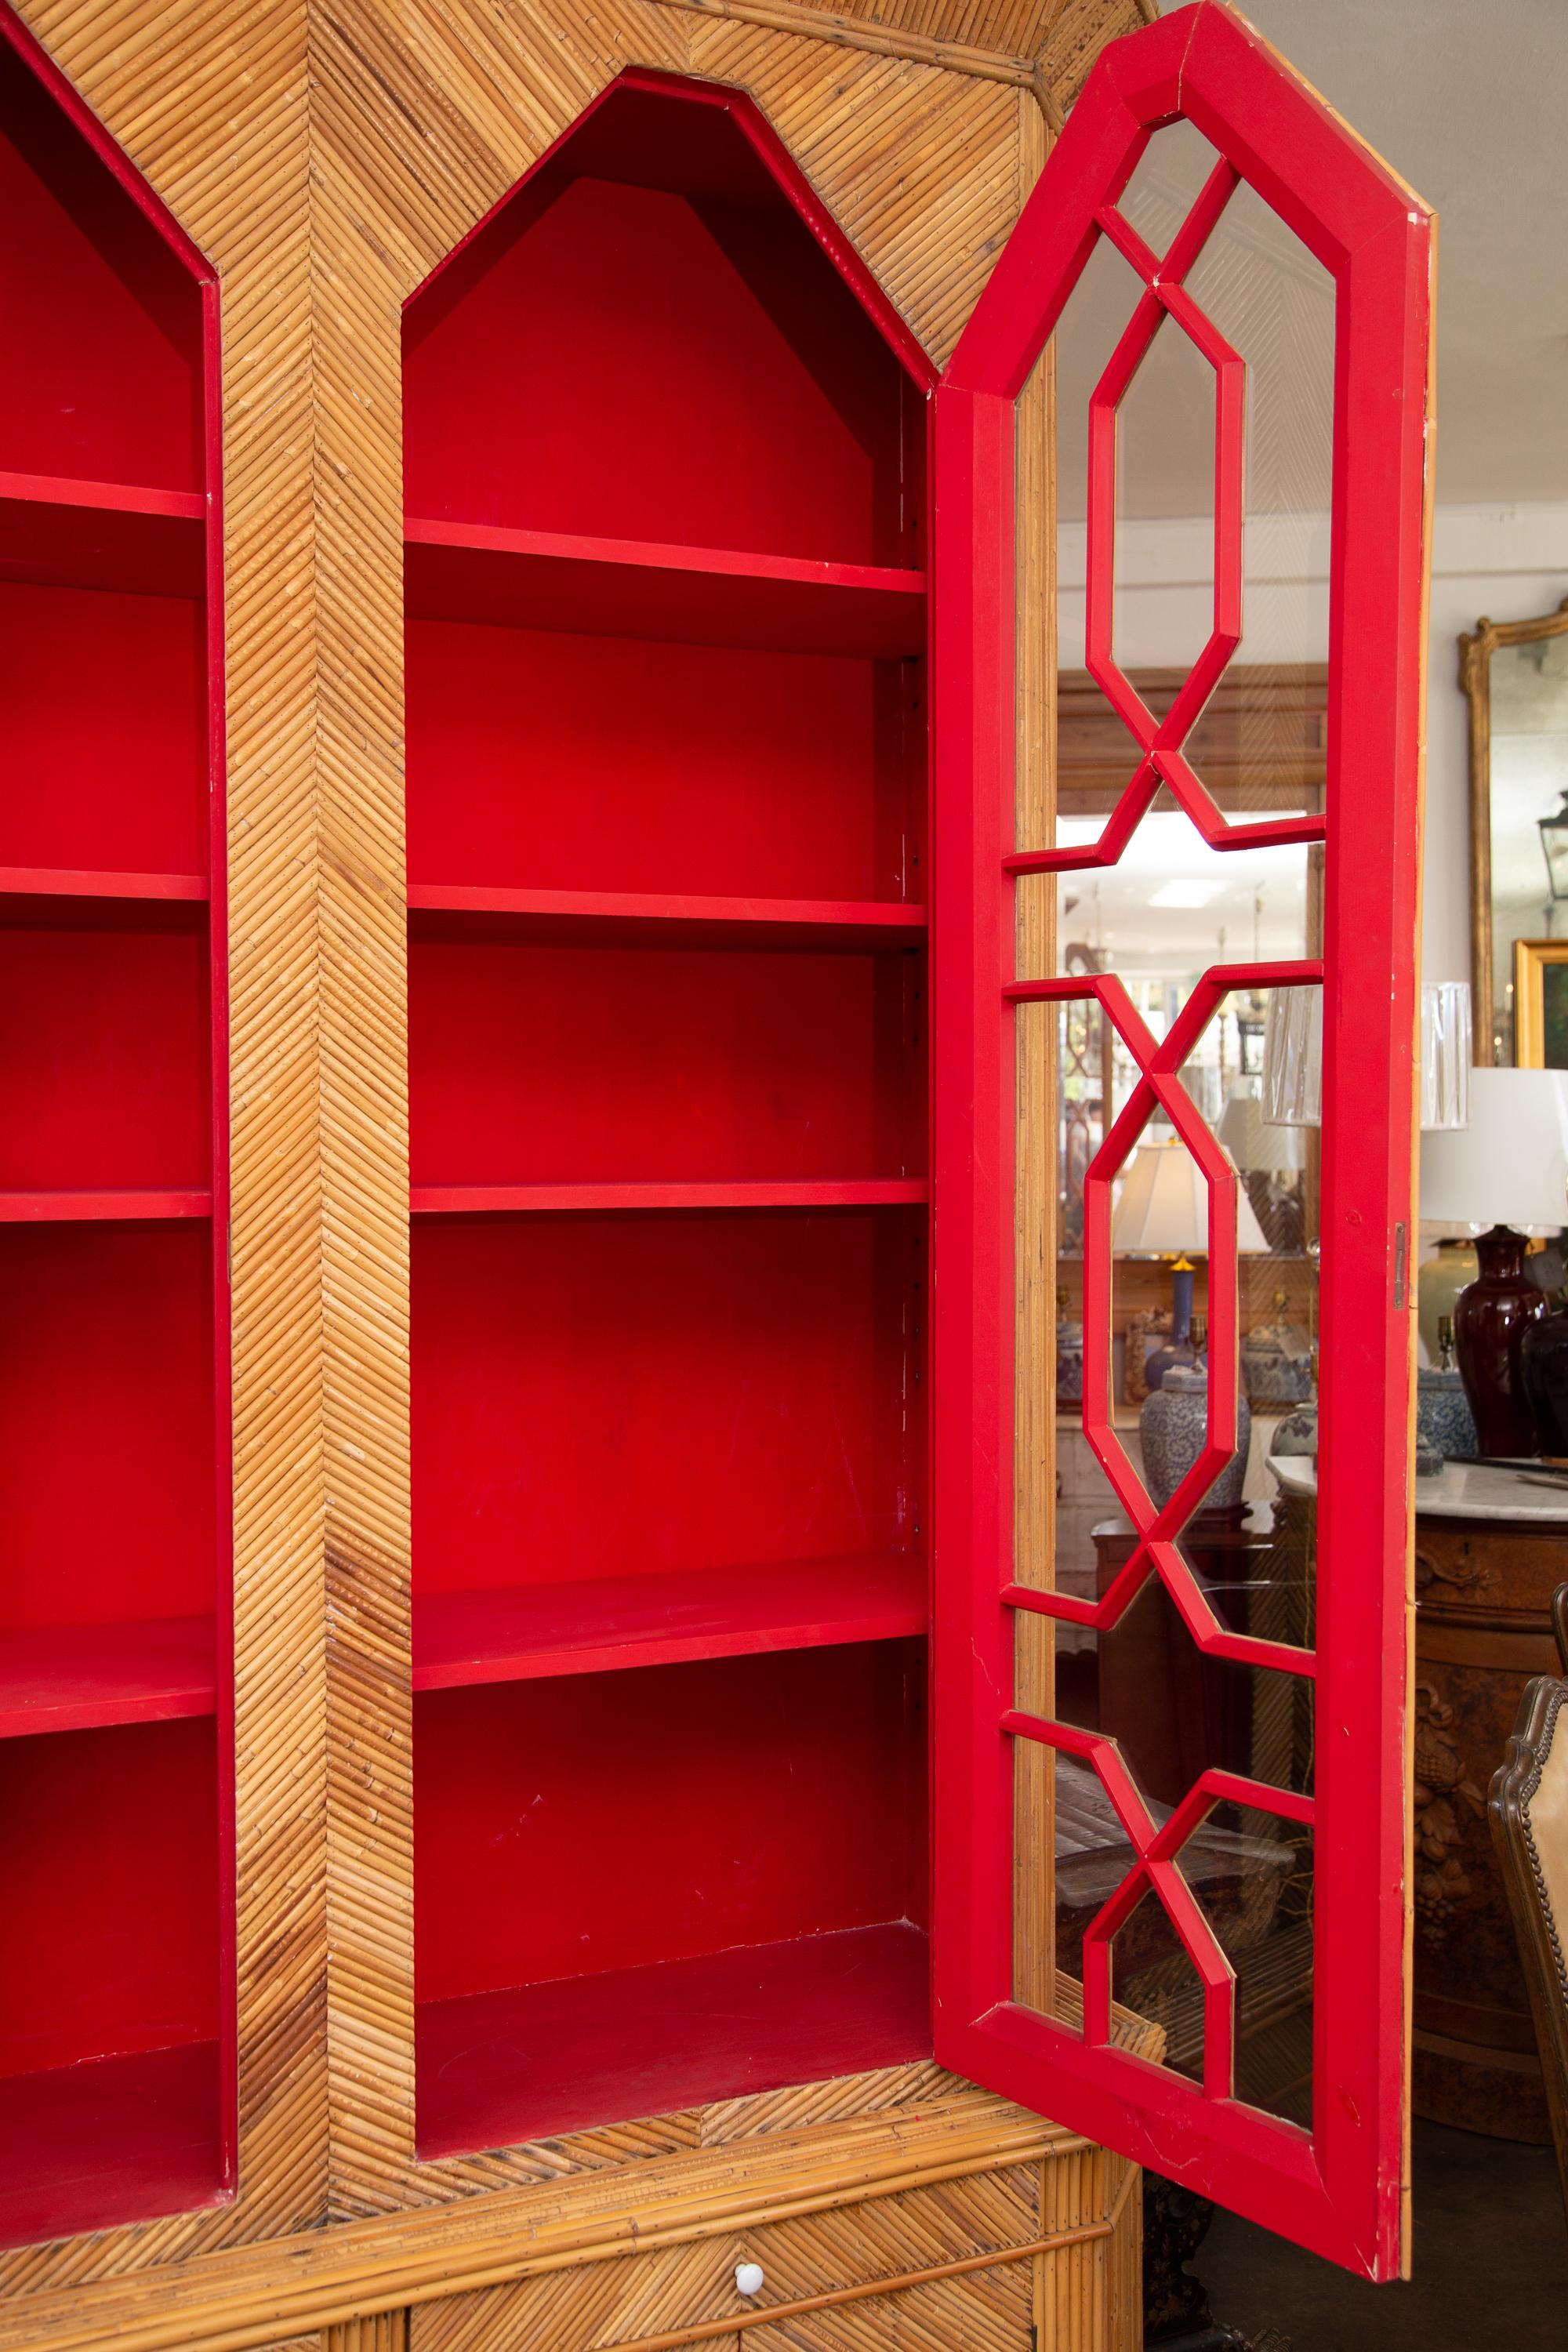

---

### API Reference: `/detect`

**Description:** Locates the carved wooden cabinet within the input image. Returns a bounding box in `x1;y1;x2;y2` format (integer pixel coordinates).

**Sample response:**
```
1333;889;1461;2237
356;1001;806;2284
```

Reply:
1412;1474;1568;2143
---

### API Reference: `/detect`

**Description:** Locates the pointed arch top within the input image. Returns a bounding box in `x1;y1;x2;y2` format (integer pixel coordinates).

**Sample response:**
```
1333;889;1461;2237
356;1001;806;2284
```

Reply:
949;0;1430;401
0;2;213;285
405;68;938;393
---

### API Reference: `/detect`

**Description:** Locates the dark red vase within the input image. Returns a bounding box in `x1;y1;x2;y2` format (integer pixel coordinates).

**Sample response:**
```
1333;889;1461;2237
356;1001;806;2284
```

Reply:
1520;1303;1568;1460
1453;1225;1548;1457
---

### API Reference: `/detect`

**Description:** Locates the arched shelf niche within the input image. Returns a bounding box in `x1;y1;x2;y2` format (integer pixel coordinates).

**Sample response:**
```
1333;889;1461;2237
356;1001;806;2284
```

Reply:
0;5;230;2250
402;73;938;2164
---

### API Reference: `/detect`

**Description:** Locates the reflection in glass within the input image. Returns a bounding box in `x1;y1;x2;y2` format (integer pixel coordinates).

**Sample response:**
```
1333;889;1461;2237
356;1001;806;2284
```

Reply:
1017;128;1333;2120
1484;626;1568;1063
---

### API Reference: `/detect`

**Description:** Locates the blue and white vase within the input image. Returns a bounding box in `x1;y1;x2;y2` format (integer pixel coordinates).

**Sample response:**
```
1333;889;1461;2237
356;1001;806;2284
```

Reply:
1416;1366;1479;1463
1139;1363;1251;1514
1272;1399;1319;1457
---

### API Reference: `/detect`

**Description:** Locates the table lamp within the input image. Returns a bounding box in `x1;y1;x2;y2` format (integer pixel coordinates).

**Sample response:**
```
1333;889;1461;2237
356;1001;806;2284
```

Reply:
1418;1066;1568;1456
1218;1075;1307;1251
1113;1134;1269;1384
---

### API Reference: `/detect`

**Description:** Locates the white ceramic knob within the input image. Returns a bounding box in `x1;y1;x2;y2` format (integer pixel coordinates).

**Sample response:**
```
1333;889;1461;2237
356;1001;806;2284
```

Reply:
735;2261;765;2299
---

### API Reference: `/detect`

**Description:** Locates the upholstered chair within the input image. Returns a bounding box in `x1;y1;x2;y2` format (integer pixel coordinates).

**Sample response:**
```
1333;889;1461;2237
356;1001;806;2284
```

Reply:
1490;1584;1568;2230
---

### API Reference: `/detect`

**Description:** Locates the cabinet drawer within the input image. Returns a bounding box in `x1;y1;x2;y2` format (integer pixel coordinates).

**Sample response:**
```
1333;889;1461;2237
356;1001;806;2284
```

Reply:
409;2170;1040;2352
743;2256;1033;2348
1415;1519;1566;1624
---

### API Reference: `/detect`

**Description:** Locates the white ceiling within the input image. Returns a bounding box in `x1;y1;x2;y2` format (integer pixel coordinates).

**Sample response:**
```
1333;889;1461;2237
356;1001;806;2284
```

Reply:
1218;0;1568;505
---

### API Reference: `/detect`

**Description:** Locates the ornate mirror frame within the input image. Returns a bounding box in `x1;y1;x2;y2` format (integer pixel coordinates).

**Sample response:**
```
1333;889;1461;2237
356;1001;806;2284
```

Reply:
1462;594;1568;1064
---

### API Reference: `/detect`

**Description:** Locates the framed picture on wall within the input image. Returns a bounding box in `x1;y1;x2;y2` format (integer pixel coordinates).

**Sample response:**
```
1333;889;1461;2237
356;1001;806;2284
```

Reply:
1513;938;1568;1067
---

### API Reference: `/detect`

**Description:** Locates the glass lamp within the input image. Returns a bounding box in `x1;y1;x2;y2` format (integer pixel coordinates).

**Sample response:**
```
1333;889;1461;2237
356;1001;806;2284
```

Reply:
1218;1075;1306;1254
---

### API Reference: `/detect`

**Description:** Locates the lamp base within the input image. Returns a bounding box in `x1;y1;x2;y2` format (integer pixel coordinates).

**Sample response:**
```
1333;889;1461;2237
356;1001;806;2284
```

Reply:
1453;1225;1548;1458
1145;1258;1198;1393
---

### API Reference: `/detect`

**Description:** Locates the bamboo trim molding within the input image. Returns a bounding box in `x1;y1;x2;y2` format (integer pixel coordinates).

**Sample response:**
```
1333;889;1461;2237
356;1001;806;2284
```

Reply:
663;0;1066;130
662;0;1158;131
0;2107;1091;2352
665;0;1036;86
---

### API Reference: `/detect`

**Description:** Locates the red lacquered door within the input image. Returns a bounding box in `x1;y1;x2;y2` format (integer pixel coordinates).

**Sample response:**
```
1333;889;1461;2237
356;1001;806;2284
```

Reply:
932;0;1432;2277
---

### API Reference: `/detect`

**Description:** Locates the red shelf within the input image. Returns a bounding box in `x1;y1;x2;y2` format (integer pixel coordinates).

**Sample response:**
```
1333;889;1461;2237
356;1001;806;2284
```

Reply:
0;1616;216;1739
412;1179;927;1216
0;470;206;597
405;517;926;658
0;867;209;931
415;1552;926;1693
416;1920;930;2160
408;884;927;953
0;2039;224;2250
0;1189;212;1221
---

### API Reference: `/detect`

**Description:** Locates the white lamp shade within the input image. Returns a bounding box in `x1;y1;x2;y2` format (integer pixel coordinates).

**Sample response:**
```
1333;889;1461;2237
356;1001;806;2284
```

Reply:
1112;1138;1269;1255
1217;1078;1306;1174
1418;1065;1568;1229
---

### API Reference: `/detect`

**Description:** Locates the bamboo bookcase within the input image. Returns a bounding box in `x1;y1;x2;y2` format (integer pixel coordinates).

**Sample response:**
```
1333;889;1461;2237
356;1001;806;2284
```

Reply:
0;0;1151;2343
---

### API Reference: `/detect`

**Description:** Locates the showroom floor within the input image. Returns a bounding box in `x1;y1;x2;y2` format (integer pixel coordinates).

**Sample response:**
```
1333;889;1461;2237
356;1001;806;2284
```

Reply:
1199;2118;1567;2350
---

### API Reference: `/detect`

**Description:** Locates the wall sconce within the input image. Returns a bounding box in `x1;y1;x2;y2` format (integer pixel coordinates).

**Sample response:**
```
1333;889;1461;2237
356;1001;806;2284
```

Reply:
1539;786;1568;903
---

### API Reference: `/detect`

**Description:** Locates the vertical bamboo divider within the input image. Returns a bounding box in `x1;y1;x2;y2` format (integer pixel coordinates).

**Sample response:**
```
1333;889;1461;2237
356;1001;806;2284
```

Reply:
263;0;700;2221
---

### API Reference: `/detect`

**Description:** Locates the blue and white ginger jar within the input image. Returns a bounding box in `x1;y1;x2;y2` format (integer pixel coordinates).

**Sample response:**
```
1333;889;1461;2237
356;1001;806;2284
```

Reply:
1139;1364;1251;1514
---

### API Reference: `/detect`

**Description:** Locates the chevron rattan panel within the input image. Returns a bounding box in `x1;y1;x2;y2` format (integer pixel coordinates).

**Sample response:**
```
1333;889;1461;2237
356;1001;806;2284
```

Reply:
407;2169;1042;2350
0;0;1134;2314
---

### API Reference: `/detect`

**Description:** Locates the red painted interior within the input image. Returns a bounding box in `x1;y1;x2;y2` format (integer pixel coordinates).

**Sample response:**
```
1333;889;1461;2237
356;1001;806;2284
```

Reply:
404;154;922;564
0;1614;216;1739
415;1643;927;1996
409;941;925;1185
405;75;933;2158
0;2042;223;2251
0;5;228;2241
408;888;926;954
0;929;210;1187
407;619;921;902
0;1224;216;1633
412;1210;922;1595
0;42;200;488
0;580;206;873
413;1552;927;1693
0;1719;220;2076
416;1922;930;2161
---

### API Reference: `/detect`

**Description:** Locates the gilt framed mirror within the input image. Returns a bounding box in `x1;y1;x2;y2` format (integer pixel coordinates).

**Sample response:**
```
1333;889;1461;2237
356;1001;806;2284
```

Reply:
1463;595;1568;1064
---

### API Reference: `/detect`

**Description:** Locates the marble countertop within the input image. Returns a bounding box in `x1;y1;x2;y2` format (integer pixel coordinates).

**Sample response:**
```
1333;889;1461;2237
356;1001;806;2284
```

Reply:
1267;1454;1568;1522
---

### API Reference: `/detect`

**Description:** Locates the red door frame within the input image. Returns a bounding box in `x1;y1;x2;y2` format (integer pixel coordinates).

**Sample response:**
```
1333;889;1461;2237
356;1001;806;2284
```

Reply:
932;2;1432;2278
